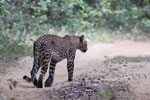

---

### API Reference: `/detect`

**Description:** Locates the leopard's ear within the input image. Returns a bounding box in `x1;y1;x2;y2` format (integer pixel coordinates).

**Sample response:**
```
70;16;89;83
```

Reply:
80;35;84;42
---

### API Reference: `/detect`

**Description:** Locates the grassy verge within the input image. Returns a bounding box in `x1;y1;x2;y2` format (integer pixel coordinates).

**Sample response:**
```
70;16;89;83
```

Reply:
105;56;150;63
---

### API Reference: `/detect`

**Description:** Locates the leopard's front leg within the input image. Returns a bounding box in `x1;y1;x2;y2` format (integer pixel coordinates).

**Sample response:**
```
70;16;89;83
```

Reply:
67;56;75;81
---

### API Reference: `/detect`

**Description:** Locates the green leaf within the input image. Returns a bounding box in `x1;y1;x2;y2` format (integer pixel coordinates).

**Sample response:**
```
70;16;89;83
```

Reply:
0;7;3;14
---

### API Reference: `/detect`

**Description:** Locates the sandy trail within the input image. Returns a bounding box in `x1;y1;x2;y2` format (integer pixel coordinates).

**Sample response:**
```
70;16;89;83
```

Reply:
0;40;150;100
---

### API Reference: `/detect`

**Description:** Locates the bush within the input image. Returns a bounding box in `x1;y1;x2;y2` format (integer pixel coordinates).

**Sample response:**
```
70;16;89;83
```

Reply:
0;33;32;60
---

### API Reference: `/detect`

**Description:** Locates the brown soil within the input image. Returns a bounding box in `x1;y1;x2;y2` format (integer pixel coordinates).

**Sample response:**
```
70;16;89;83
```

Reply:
0;40;150;100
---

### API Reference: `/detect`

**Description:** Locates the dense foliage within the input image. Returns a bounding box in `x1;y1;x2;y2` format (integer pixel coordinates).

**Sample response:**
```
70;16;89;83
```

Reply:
0;0;150;59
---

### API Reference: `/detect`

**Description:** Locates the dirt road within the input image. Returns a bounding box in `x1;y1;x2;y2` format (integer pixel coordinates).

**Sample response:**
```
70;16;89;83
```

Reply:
0;40;150;100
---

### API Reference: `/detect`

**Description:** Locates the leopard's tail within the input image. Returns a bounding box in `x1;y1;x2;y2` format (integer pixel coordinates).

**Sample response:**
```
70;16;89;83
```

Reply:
23;40;41;86
23;75;32;82
23;75;37;86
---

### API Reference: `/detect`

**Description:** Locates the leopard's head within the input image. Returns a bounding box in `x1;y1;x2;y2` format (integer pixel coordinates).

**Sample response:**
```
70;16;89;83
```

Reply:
78;35;87;53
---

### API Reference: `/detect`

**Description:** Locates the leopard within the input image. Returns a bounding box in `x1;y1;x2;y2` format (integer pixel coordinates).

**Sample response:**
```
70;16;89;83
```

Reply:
23;34;87;88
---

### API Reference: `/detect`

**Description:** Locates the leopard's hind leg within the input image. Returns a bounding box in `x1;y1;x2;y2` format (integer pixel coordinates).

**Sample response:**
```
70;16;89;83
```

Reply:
45;59;57;87
37;54;51;88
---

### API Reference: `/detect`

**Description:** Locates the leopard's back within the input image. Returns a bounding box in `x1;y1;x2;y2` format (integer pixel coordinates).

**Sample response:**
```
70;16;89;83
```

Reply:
36;35;71;61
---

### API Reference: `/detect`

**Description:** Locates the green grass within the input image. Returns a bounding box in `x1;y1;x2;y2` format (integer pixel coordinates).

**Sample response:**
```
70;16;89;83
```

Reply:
99;89;115;100
99;83;130;100
105;56;150;63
